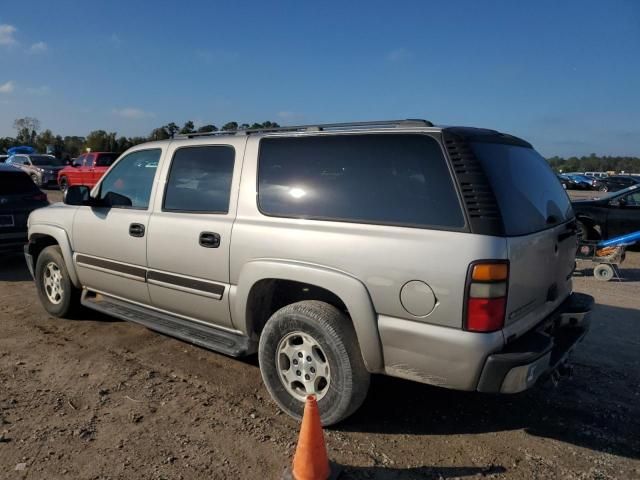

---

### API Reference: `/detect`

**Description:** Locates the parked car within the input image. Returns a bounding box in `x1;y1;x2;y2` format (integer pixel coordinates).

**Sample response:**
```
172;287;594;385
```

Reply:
584;171;608;178
5;154;67;188
572;184;640;240
0;164;48;252
597;175;640;193
57;152;119;192
565;173;605;191
557;174;577;190
24;120;593;425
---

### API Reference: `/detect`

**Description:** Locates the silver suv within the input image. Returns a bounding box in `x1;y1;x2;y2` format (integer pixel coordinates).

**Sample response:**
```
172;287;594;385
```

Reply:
6;154;66;187
25;120;593;425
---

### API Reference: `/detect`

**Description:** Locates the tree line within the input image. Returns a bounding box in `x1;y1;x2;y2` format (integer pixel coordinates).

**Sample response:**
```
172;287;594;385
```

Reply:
2;117;639;173
0;117;281;158
547;154;640;174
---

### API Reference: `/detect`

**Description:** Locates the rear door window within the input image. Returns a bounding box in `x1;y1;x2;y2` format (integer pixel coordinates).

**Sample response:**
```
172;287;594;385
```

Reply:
258;134;465;229
85;154;96;167
471;142;573;236
163;146;235;213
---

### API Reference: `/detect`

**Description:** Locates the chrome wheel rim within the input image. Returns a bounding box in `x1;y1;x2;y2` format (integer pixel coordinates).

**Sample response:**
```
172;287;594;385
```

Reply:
43;262;64;305
276;331;331;401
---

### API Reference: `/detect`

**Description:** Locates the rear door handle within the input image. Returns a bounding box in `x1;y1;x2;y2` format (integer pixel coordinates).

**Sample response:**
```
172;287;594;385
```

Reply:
199;231;220;248
129;223;145;238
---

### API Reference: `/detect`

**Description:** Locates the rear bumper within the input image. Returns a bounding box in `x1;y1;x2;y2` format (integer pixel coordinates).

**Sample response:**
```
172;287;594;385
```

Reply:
0;231;27;253
476;292;594;393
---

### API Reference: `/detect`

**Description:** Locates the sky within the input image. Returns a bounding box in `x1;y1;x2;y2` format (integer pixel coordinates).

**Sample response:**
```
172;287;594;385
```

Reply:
0;0;639;157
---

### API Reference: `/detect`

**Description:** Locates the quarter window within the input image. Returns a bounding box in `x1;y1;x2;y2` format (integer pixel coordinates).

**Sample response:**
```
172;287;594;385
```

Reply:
98;149;160;209
258;134;465;229
163;146;235;213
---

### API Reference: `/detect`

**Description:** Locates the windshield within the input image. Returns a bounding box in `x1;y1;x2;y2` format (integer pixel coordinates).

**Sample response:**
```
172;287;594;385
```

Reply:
30;156;65;167
471;142;574;236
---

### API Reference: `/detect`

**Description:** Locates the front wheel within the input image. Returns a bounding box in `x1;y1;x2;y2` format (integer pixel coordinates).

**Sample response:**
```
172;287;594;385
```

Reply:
35;245;81;317
593;263;615;282
258;300;370;426
59;176;68;193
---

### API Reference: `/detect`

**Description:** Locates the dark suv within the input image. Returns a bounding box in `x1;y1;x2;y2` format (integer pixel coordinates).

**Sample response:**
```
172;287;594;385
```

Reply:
0;164;48;252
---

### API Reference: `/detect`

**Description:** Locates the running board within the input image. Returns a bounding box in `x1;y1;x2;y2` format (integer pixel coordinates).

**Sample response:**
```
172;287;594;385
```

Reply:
81;291;255;357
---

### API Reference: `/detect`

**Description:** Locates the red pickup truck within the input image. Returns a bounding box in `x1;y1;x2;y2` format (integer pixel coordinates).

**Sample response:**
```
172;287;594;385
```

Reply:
57;152;119;192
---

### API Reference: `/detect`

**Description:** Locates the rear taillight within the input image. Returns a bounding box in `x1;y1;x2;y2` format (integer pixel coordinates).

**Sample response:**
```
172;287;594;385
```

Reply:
25;193;47;201
465;261;508;332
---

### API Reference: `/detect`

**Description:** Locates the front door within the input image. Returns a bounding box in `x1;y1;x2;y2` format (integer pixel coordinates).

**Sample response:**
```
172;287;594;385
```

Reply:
607;189;640;238
81;154;96;186
146;140;245;328
73;148;162;304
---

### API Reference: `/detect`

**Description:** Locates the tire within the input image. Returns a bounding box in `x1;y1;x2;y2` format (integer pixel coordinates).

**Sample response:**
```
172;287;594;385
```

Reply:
598;185;608;192
59;176;68;193
35;245;81;318
576;220;600;242
258;300;370;426
593;264;614;282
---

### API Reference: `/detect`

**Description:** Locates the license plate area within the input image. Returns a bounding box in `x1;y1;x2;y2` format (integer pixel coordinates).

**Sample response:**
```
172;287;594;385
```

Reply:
0;215;15;227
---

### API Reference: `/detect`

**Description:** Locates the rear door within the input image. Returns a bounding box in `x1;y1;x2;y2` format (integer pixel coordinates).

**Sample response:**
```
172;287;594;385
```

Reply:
146;138;246;328
469;142;576;338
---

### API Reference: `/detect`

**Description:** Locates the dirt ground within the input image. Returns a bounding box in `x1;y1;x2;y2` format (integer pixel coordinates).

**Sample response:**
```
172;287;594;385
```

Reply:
1;190;639;480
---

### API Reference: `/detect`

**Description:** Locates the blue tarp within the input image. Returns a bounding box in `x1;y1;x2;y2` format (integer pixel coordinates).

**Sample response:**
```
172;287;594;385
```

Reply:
7;146;35;155
598;230;640;248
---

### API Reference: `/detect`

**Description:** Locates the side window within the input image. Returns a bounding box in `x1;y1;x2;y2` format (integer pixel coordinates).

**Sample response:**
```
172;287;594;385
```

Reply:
85;154;96;167
258;134;465;229
622;192;640;206
98;149;160;209
163;146;235;213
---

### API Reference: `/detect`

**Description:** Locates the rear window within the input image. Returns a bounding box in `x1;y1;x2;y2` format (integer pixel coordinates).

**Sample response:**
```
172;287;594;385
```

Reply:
96;153;119;167
0;171;39;194
258;134;465;229
30;156;65;167
471;143;573;236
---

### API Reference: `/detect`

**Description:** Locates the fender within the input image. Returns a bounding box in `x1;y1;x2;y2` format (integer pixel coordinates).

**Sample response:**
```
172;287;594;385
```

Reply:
230;259;384;373
27;224;80;288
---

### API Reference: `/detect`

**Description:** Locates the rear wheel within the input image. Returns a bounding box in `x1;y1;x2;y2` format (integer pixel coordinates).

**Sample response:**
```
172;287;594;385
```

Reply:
593;263;614;282
258;300;370;426
35;246;80;317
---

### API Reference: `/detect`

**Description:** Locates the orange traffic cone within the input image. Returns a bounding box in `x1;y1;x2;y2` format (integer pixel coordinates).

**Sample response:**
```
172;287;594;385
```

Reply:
284;395;337;480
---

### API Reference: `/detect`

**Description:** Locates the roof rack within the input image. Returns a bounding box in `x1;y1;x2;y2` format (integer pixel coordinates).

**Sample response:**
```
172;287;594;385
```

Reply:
176;119;435;139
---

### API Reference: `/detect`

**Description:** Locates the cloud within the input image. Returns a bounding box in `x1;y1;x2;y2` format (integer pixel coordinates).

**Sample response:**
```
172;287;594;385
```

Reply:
112;107;155;119
26;85;50;95
0;24;17;46
386;48;413;62
28;41;48;54
109;33;122;47
0;80;15;93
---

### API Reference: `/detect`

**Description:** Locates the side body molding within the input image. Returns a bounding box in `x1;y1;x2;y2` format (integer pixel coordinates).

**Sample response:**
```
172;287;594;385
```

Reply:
230;260;384;373
28;224;80;287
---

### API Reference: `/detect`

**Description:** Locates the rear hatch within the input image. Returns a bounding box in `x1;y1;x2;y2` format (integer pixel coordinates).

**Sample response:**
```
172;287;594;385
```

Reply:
470;141;576;339
0;170;48;234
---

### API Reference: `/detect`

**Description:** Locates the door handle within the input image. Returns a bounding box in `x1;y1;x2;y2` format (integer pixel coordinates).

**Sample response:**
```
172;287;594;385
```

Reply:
129;223;145;238
199;231;220;248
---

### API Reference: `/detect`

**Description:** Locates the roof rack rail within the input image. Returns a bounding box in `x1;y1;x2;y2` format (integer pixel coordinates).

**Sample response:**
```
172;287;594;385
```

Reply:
175;119;435;139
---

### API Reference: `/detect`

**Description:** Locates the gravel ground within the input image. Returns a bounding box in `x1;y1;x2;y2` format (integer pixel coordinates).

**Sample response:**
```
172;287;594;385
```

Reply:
0;189;638;479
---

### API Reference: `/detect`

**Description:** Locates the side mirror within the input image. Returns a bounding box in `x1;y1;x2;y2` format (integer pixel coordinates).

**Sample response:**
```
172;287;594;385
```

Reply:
64;185;90;205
